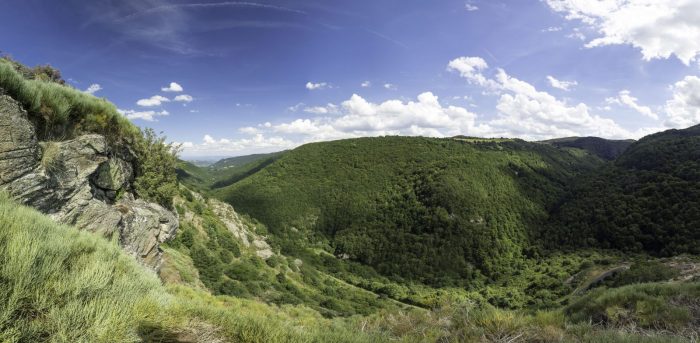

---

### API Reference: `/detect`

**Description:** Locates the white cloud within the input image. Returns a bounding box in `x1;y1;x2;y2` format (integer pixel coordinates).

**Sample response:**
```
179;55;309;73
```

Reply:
136;95;170;107
449;55;655;140
465;3;479;11
267;92;488;143
545;0;700;65
606;90;658;120
304;104;338;115
361;81;372;88
239;127;260;135
118;109;169;121
83;83;102;94
542;26;562;32
174;94;193;102
287;103;305;112
179;133;296;156
383;83;397;90
161;82;183;92
306;81;329;90
547;75;578;91
447;57;496;88
664;75;700;127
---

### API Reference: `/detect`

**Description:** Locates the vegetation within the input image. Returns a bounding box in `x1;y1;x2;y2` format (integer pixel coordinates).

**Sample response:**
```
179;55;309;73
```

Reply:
214;136;603;286
541;136;634;160
3;190;697;342
546;124;700;256
0;193;164;342
0;56;178;209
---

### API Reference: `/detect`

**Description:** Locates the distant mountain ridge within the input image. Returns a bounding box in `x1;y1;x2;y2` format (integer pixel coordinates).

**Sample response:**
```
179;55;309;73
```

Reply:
540;136;635;160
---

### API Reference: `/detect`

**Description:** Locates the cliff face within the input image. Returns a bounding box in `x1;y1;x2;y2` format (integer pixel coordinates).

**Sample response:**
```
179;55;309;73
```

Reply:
0;94;177;269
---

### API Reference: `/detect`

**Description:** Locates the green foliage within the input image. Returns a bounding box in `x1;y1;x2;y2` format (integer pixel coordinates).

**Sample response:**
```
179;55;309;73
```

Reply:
542;136;634;160
603;261;681;288
0;193;165;342
133;128;180;209
546;124;700;256
0;57;179;209
215;136;603;285
0;57;139;142
566;282;700;332
39;141;60;172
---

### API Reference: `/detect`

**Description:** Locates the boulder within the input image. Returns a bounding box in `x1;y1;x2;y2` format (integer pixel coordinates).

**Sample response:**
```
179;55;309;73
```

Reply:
0;94;177;269
94;158;132;191
0;95;39;184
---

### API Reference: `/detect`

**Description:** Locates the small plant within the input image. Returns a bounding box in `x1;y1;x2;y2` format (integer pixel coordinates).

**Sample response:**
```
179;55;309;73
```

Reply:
40;141;60;172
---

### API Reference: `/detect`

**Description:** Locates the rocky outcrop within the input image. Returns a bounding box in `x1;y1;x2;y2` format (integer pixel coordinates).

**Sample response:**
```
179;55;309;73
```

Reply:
0;94;177;269
207;198;274;260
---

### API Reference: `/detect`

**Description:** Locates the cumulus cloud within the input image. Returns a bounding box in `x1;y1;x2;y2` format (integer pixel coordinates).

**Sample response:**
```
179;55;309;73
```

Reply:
161;82;183;92
545;0;700;65
383;83;397;90
266;92;488;143
304;104;338;115
239;126;261;135
306;81;329;90
361;81;372;88
465;3;479;11
179;133;296;156
547;75;578;91
446;56;496;88
137;95;170;107
119;109;169;121
174;94;193;102
606;90;658;120
664;75;700;127
83;83;102;94
448;56;655;140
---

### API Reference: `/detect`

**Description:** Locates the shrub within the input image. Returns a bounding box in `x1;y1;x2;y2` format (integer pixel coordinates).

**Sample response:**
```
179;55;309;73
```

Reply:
133;128;180;209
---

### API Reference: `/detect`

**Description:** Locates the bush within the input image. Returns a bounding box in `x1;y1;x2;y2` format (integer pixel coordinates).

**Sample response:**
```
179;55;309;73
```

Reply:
133;128;180;209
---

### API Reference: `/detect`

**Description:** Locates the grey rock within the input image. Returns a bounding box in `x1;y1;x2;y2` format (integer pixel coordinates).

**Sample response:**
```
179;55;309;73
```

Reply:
118;197;178;269
0;94;177;269
94;158;132;191
0;95;40;184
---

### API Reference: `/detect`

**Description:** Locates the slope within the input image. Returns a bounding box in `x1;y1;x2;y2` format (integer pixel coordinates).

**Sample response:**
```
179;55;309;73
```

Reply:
215;136;604;285
540;136;634;160
546;124;700;255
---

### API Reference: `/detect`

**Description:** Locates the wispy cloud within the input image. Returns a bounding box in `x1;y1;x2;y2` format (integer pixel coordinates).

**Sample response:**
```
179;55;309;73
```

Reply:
119;2;306;22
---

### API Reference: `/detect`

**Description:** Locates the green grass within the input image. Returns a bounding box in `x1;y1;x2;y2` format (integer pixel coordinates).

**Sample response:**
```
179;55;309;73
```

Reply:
0;58;139;142
0;192;165;342
0;58;179;209
1;191;697;342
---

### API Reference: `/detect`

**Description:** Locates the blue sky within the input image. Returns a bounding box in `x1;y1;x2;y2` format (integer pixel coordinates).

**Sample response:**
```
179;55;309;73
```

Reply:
2;0;699;158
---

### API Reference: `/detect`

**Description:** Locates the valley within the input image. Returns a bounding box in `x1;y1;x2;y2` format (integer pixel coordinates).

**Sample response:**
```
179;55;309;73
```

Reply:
1;51;700;342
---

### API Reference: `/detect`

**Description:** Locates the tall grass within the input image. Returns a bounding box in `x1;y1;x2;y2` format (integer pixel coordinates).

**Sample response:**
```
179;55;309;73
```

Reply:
0;58;139;142
0;192;697;342
0;193;165;342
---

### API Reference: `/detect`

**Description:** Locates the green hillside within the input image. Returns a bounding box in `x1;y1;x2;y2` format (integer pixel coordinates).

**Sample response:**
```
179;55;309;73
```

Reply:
211;151;286;170
176;152;284;192
215;136;604;285
546;124;700;255
540;136;634;160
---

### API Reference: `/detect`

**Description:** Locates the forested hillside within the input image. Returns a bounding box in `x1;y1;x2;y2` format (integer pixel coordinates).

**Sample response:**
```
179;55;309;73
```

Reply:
540;136;634;160
546;124;700;255
215;137;604;285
